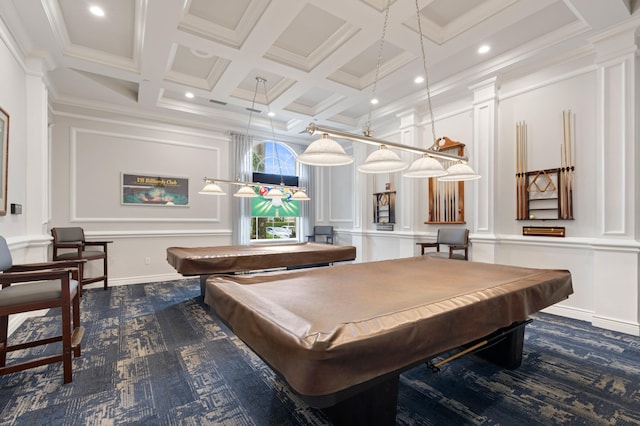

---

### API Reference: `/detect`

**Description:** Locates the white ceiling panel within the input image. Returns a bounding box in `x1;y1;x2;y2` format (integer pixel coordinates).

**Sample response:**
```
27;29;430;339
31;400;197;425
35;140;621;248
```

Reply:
3;0;636;139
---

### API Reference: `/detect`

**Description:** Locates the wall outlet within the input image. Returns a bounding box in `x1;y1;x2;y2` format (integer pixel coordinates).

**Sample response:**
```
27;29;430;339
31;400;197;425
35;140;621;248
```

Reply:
144;257;151;265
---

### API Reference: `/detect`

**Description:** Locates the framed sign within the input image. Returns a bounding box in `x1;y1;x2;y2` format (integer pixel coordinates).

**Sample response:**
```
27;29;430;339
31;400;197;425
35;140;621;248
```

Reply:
0;107;9;216
121;173;189;206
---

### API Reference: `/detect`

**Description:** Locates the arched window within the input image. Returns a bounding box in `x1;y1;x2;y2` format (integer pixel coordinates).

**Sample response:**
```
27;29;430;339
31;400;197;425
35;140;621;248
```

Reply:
253;142;296;175
250;141;299;241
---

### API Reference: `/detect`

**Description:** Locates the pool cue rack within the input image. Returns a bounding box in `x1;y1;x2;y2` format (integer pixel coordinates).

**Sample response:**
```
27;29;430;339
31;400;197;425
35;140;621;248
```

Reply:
526;168;561;220
515;111;575;221
425;136;466;224
373;191;395;231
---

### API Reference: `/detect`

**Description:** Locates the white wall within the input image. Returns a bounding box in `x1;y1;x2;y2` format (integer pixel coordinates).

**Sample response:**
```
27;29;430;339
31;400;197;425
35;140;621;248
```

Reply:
48;109;233;286
0;14;36;264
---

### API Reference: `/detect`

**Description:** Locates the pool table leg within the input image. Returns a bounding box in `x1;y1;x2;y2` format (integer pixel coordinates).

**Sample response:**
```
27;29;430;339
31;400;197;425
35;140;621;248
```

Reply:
322;375;399;426
199;275;210;298
475;323;526;369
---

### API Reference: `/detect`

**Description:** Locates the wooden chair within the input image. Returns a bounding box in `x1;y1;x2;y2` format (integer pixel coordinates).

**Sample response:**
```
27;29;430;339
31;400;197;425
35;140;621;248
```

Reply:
0;236;84;384
51;227;112;290
306;226;334;244
417;228;469;260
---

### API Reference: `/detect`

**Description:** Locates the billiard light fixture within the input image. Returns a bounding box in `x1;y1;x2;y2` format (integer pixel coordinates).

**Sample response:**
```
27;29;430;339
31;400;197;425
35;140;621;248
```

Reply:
199;177;309;200
200;76;310;201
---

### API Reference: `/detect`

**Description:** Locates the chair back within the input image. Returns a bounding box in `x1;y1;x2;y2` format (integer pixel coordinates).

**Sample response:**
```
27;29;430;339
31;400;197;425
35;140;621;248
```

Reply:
52;227;86;243
0;236;13;272
313;226;333;237
437;228;469;246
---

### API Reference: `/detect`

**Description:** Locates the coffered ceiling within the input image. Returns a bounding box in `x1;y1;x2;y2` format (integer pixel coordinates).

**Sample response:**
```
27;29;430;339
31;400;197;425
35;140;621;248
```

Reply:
1;0;637;140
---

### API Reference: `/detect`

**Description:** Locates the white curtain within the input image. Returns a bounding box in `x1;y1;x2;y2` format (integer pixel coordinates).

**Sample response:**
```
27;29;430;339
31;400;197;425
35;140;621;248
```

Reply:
296;155;314;240
231;132;253;245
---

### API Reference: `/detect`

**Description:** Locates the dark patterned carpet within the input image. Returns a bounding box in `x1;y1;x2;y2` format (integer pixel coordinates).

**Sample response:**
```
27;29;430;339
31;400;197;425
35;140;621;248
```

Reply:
0;278;638;425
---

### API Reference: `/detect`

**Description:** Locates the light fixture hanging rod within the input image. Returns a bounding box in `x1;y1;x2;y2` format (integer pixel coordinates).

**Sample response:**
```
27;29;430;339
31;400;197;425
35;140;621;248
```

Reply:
304;123;468;163
202;177;306;192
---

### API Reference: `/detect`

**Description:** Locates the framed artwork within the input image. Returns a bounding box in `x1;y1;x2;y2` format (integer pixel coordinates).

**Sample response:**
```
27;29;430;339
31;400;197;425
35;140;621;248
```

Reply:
121;173;189;206
0;107;9;216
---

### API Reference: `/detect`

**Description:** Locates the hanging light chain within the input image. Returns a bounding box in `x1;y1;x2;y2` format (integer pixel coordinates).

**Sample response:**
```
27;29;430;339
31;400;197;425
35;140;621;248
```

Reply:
364;0;392;135
259;77;284;183
245;77;261;139
415;0;437;147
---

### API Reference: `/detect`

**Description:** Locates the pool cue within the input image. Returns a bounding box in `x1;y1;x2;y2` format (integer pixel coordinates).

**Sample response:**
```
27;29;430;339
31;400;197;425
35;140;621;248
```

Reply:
451;182;455;221
558;111;567;219
448;182;452;222
516;123;521;219
433;340;489;368
560;143;565;219
429;178;435;222
562;111;569;219
451;182;456;221
442;173;446;222
567;111;574;219
445;181;450;222
448;180;452;221
523;122;528;219
516;123;520;219
433;181;438;222
520;122;525;219
435;182;440;222
521;121;528;219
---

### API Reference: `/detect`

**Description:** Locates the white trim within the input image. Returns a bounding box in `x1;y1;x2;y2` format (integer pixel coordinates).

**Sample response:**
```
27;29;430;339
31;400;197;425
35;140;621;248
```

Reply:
591;314;640;337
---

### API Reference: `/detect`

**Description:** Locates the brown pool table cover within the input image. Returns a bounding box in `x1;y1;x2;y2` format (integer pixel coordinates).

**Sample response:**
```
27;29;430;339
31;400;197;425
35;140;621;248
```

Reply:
166;242;356;275
205;256;573;398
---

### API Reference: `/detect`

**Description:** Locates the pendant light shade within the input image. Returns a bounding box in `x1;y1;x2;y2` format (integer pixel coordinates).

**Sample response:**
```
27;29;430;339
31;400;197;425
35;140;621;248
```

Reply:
263;187;285;199
291;190;310;200
357;145;408;174
297;133;354;166
233;185;258;198
439;162;482;181
403;155;447;178
198;182;225;195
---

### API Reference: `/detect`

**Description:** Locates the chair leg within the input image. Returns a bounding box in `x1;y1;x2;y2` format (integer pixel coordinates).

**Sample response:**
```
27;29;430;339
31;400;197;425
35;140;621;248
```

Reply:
61;300;73;384
72;293;82;358
0;315;7;368
103;256;108;290
77;262;85;297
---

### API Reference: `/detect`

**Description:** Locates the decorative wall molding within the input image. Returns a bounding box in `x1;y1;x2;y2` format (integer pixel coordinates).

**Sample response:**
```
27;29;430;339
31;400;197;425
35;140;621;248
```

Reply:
53;108;231;142
69;126;223;222
84;229;231;239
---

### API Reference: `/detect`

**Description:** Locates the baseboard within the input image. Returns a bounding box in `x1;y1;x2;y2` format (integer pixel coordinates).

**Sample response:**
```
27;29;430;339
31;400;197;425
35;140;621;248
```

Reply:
591;315;640;337
541;304;592;323
81;273;185;289
542;305;640;336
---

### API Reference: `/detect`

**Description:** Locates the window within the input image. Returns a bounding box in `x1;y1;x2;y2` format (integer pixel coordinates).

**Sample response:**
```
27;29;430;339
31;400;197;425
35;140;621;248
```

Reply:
250;141;299;241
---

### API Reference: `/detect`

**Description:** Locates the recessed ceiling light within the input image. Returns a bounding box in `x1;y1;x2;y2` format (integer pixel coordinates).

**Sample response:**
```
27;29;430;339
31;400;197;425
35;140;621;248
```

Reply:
89;5;105;17
185;92;194;99
414;76;424;84
190;48;214;59
478;44;491;54
370;98;379;105
268;111;275;117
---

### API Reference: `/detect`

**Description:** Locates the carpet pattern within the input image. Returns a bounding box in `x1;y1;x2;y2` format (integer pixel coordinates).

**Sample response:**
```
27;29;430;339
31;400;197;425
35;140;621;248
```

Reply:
0;278;638;425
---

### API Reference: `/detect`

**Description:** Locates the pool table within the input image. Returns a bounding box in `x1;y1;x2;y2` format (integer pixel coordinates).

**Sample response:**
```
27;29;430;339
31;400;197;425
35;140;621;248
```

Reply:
205;256;573;424
166;242;356;296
